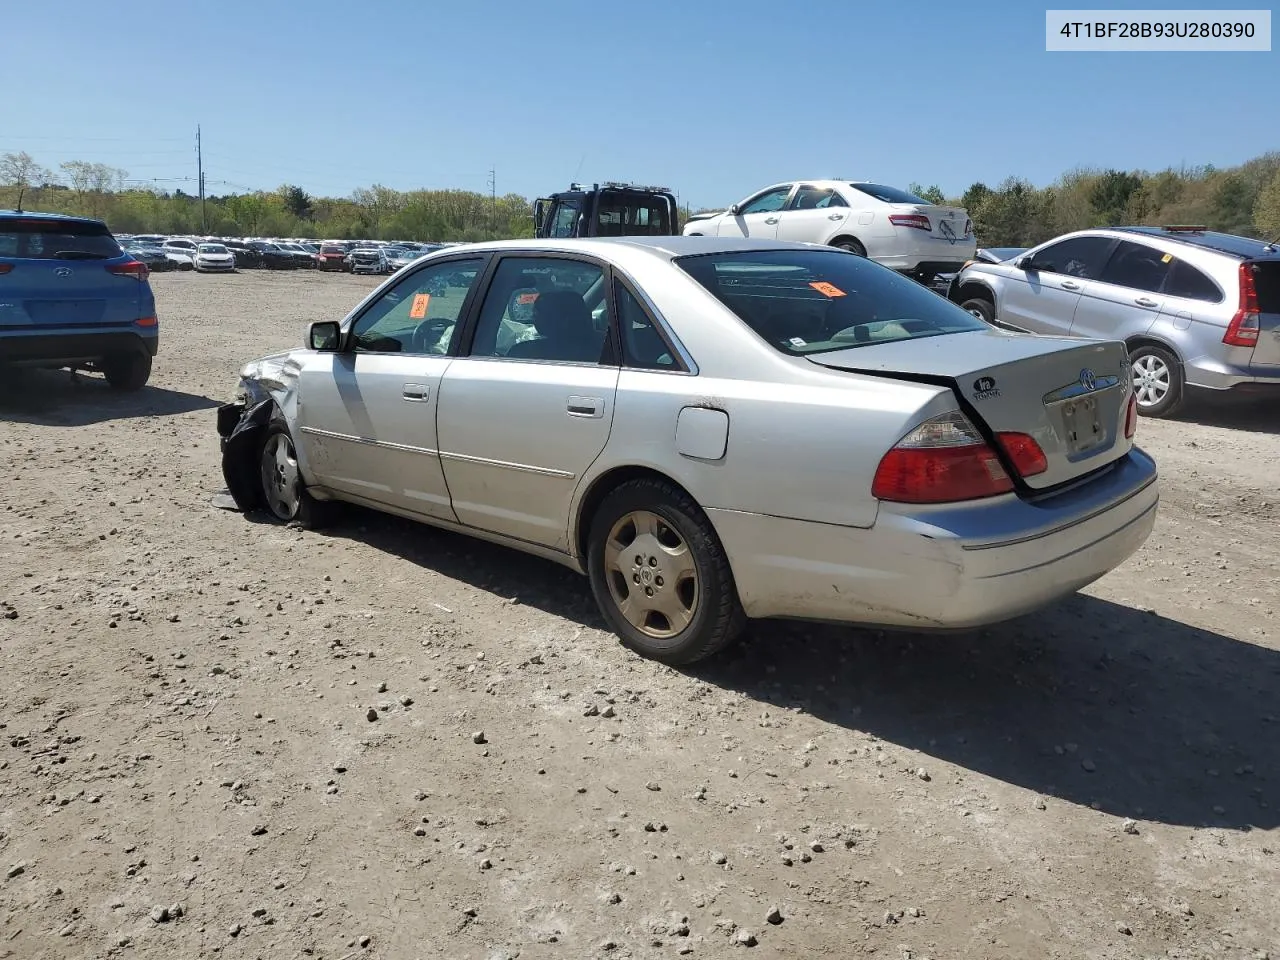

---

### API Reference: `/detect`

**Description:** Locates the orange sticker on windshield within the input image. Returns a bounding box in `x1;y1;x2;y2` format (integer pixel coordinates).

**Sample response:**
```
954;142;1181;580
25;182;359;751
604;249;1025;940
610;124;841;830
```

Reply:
409;293;431;319
517;292;540;305
809;281;846;298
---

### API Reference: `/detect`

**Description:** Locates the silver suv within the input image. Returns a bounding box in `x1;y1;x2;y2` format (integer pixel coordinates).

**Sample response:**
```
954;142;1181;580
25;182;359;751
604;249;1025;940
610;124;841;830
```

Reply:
947;227;1280;416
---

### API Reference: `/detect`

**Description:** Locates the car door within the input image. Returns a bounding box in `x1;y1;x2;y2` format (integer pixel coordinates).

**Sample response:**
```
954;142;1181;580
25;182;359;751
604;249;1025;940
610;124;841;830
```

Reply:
436;254;620;551
775;184;852;244
1069;239;1171;341
294;255;488;520
716;185;794;239
999;235;1117;335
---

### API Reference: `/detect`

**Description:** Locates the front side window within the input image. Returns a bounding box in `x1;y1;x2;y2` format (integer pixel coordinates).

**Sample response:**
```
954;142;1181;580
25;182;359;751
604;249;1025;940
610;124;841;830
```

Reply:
676;249;986;356
549;200;581;238
1028;236;1116;279
348;258;484;355
469;257;611;364
739;186;792;215
1098;240;1173;293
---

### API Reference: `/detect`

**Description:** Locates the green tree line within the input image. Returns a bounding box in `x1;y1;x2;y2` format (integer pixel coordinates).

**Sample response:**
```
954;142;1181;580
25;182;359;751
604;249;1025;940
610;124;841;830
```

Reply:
3;148;1280;245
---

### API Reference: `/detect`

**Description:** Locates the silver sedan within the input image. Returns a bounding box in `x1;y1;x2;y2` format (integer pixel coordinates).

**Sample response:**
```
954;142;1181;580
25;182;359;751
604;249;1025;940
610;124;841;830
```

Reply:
216;237;1159;664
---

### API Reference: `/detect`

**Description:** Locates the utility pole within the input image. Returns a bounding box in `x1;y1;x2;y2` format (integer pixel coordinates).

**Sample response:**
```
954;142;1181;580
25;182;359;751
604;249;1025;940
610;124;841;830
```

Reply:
487;167;496;236
196;124;206;232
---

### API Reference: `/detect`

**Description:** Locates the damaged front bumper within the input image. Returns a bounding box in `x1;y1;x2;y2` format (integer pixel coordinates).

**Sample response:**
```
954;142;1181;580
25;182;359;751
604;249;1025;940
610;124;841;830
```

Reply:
216;394;275;511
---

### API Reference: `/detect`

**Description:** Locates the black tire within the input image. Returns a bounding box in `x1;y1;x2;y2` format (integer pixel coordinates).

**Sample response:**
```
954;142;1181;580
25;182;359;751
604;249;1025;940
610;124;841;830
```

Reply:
101;353;151;391
960;297;995;324
257;421;335;528
1128;343;1184;418
180;261;194;271
586;478;745;665
833;238;867;256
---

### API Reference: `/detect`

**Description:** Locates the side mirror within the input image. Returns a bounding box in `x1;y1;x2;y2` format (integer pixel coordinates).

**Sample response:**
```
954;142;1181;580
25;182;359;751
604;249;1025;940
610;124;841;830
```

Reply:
309;320;341;351
1014;255;1036;271
728;203;741;216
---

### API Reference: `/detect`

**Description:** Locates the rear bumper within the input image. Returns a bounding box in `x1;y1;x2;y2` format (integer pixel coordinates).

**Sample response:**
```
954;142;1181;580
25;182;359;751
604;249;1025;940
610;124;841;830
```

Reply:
710;448;1158;627
1185;355;1280;392
878;235;977;274
0;329;159;365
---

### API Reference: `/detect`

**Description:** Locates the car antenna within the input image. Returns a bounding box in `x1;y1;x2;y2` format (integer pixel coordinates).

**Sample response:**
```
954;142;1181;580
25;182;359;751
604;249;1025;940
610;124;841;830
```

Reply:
1264;234;1280;253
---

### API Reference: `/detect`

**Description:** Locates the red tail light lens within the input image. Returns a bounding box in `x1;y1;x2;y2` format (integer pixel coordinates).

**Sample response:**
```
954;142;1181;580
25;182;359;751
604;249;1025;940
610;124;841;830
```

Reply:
1124;392;1138;438
1224;262;1260;347
889;214;932;231
872;411;1014;504
107;259;149;281
996;432;1048;477
0;263;12;275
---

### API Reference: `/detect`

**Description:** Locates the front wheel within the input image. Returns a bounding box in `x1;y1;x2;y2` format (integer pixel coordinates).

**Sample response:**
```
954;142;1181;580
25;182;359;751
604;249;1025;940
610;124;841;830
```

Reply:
1129;344;1184;417
587;479;744;665
101;353;151;391
257;422;334;527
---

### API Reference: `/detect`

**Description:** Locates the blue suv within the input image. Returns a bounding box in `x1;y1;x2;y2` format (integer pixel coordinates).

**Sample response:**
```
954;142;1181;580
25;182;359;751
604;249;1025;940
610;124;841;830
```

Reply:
0;211;159;391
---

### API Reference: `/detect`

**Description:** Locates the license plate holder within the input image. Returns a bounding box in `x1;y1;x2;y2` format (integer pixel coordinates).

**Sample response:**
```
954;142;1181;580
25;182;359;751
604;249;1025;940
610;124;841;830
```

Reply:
1062;396;1104;455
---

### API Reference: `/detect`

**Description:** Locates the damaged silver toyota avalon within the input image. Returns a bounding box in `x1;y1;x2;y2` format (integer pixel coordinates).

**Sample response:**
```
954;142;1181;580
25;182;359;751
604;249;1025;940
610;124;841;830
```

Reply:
217;237;1158;665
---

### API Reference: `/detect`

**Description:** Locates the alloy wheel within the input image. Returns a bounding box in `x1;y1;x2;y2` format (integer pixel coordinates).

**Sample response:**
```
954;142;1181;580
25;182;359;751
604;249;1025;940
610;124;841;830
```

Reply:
602;510;699;639
1132;353;1171;407
260;433;300;520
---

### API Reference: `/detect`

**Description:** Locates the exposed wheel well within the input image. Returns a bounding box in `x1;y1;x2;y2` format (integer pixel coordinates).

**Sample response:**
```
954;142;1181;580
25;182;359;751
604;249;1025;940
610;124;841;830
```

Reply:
830;235;864;250
574;465;697;562
1125;335;1183;365
954;281;993;305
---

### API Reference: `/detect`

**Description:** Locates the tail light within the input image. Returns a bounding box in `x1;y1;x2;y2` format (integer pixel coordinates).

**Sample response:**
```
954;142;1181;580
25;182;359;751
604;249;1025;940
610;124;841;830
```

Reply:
107;258;149;281
1124;392;1138;438
889;214;932;231
135;316;158;328
1223;263;1260;347
0;264;11;275
873;411;1016;504
995;431;1048;477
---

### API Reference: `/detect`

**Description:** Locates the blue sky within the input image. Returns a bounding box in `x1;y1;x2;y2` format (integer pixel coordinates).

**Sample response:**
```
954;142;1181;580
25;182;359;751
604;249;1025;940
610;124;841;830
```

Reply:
0;0;1273;207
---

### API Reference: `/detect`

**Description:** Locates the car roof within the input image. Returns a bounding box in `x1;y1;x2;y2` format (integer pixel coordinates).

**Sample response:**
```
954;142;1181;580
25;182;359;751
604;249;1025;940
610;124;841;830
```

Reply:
0;209;108;225
1111;226;1280;260
447;236;830;261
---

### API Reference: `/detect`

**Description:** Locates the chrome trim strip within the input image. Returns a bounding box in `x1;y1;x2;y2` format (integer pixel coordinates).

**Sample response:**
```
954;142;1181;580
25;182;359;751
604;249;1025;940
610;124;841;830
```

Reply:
437;450;575;479
299;425;438;457
1042;376;1121;405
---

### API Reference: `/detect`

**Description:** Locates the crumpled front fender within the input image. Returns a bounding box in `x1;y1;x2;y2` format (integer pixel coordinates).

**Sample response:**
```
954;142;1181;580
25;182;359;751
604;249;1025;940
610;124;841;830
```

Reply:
219;398;277;511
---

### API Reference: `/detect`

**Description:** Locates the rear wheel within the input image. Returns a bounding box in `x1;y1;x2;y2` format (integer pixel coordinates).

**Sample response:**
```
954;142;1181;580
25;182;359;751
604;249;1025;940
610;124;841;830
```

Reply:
1129;344;1184;417
257;422;334;527
101;353;151;391
960;297;995;324
587;478;744;665
833;238;866;257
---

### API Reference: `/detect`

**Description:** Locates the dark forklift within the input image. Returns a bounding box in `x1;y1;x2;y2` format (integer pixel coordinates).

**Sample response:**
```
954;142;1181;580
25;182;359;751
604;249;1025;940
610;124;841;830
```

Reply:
533;182;680;239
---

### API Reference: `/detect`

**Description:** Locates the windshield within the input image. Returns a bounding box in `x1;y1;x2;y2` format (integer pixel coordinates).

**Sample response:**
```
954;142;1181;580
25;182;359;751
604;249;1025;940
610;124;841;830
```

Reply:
199;244;227;253
847;182;929;205
320;244;345;254
675;249;987;356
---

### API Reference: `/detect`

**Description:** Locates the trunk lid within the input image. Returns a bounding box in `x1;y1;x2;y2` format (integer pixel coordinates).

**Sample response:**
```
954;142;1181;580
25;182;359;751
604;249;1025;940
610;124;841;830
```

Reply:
808;329;1132;490
1247;259;1280;367
888;203;969;241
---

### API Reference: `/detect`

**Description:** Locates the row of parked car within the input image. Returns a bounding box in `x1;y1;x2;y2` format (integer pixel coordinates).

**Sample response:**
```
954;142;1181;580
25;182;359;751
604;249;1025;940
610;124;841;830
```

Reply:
116;235;452;275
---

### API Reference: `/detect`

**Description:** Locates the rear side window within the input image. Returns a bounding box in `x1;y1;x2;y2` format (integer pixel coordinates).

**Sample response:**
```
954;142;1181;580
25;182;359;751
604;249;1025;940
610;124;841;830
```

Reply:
0;218;121;260
846;183;928;205
615;278;681;370
676;249;986;356
1098;240;1172;293
1164;260;1223;303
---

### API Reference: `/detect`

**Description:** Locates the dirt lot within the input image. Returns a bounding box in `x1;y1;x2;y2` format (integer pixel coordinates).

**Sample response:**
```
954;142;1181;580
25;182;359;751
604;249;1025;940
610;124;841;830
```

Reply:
1;269;1277;960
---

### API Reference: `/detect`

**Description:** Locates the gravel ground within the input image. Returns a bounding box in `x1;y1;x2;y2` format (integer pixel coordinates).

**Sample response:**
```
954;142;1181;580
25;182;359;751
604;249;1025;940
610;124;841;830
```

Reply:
1;269;1277;960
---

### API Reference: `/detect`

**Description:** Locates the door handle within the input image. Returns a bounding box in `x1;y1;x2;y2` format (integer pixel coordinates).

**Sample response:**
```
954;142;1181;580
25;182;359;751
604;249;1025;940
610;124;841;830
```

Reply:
764;217;779;224
567;396;604;418
1059;280;1081;291
828;213;845;220
1134;297;1159;307
402;383;430;402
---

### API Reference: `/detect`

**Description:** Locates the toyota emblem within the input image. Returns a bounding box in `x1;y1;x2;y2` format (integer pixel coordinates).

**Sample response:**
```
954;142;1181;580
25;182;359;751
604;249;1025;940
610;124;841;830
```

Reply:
1079;368;1097;391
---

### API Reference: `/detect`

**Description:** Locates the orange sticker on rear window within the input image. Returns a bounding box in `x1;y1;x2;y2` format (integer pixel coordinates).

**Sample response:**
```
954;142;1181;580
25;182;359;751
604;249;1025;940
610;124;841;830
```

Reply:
409;293;431;319
809;281;846;298
517;292;539;305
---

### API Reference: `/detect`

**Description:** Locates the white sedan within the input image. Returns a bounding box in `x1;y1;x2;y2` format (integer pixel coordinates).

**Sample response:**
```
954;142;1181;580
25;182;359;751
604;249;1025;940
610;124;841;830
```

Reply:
217;237;1157;665
193;243;237;273
683;180;976;282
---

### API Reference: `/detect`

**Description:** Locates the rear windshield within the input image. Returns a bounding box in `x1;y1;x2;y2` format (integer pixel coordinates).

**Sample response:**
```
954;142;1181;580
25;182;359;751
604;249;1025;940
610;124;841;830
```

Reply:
1250;261;1280;314
0;217;121;260
675;249;986;356
596;194;672;236
847;182;928;205
321;244;345;254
